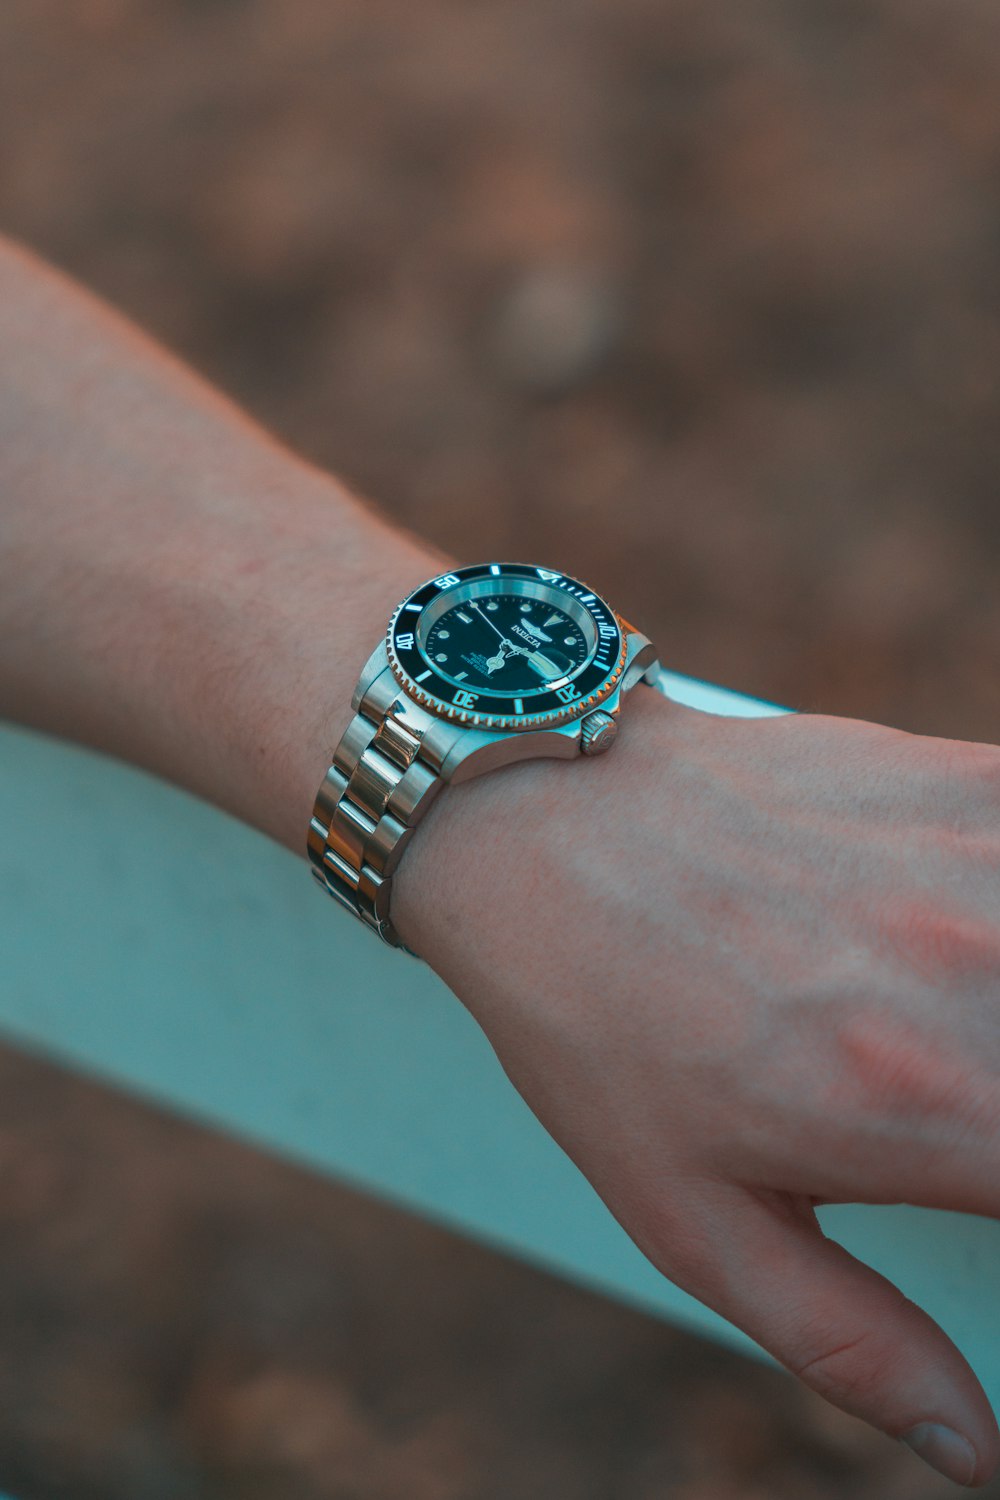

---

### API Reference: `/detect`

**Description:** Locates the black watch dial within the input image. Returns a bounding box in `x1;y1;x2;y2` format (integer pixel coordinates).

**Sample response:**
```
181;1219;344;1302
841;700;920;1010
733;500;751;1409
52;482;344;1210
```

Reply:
423;593;590;696
387;563;626;730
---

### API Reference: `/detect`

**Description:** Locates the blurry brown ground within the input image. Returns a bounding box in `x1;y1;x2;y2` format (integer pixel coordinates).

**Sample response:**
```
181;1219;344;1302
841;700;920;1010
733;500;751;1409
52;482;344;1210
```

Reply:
2;2;1000;1496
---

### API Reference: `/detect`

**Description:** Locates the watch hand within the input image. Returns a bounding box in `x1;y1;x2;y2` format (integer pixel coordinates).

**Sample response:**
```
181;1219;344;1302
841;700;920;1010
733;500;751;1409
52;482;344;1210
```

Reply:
470;600;519;652
469;603;560;678
486;638;532;673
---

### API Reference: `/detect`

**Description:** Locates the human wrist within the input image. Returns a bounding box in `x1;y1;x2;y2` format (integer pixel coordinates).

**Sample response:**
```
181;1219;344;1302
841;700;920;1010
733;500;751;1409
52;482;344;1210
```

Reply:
85;470;459;858
389;674;680;983
0;236;461;859
183;474;460;855
1;434;457;857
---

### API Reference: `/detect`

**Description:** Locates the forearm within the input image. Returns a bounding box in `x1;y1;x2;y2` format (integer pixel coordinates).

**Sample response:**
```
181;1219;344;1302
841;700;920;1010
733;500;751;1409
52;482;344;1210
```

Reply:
0;235;676;975
6;245;995;1488
0;236;457;854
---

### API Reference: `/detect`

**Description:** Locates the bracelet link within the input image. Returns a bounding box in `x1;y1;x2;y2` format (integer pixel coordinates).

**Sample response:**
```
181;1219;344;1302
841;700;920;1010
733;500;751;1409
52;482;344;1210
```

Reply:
374;712;422;769
308;691;438;961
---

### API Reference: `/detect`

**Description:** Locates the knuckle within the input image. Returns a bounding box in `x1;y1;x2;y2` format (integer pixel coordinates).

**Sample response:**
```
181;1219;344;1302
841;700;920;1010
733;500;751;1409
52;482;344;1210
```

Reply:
785;1319;904;1404
879;897;1000;988
616;1174;727;1305
833;1003;1000;1140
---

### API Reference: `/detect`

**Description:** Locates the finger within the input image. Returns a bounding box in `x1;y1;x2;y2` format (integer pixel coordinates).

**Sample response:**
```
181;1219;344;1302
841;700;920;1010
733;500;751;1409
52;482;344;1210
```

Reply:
677;1181;1000;1487
752;1008;1000;1224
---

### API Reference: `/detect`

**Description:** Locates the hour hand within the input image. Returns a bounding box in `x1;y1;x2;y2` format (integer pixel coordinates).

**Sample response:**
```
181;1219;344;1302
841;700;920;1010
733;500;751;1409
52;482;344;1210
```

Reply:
485;639;526;672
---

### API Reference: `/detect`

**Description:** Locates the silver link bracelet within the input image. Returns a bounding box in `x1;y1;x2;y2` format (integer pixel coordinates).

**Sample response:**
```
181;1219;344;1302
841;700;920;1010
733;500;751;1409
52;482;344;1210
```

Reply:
307;688;448;962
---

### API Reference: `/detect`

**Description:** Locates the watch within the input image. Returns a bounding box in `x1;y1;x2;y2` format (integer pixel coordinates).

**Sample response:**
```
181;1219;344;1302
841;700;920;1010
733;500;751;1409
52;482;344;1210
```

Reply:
306;560;661;961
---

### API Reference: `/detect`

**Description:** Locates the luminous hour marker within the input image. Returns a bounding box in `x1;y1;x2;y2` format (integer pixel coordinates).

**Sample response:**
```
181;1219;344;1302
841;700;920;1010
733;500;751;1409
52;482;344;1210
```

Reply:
454;671;468;681
489;564;501;575
437;629;449;639
404;603;421;611
415;670;432;682
435;653;447;662
564;636;575;645
485;602;498;611
457;610;473;623
514;698;524;714
520;602;531;611
544;613;561;627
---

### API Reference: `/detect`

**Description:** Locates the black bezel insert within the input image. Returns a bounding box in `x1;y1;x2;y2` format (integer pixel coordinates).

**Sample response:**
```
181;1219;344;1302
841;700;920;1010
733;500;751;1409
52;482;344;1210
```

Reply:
386;562;627;730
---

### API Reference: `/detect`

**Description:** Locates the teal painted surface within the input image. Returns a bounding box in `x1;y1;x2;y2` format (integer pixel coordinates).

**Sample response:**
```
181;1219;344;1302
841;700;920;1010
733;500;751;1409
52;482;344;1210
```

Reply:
1;670;998;1406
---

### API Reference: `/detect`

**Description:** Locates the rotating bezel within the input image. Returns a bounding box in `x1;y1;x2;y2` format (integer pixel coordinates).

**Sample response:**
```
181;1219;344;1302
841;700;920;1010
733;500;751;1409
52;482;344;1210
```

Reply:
386;562;627;730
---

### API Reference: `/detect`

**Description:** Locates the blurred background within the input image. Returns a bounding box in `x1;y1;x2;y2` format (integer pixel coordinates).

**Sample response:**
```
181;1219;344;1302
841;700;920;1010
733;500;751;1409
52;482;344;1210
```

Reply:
1;1;999;1495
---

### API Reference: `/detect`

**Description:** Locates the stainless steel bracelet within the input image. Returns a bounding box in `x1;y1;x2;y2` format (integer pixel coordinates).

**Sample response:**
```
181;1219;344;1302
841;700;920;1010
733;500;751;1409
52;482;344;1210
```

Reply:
307;663;451;963
307;586;659;960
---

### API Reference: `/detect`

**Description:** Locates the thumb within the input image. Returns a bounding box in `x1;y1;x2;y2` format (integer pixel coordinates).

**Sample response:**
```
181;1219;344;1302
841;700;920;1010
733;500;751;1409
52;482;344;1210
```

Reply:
684;1183;999;1487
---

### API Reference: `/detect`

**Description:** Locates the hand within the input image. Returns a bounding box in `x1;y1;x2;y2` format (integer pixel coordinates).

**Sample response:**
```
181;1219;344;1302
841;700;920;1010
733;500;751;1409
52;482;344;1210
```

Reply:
470;601;563;681
485;642;563;681
392;687;1000;1486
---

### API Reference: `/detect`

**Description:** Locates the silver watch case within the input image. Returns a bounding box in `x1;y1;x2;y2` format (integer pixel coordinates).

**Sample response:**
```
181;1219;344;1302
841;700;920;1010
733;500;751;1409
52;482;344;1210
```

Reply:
350;619;661;786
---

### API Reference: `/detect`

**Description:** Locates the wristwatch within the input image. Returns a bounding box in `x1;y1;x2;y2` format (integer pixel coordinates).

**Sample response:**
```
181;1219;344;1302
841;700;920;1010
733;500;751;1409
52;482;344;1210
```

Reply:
307;560;661;960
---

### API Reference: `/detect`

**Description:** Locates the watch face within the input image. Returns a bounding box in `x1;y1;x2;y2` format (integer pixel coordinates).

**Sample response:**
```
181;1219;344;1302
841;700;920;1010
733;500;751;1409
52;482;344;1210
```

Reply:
387;562;626;729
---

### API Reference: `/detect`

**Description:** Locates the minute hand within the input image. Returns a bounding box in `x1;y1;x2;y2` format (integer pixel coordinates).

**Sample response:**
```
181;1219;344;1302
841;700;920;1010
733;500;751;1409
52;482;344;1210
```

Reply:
470;600;520;653
469;604;563;680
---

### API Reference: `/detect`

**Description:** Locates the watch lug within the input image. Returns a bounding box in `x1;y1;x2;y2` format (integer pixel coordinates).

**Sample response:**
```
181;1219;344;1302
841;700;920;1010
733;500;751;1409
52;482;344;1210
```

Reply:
350;619;661;788
355;658;467;773
618;617;662;692
443;725;579;783
351;640;392;712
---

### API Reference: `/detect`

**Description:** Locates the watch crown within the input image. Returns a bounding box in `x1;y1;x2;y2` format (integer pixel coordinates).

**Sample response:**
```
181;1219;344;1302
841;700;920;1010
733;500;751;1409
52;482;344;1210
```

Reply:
579;709;618;756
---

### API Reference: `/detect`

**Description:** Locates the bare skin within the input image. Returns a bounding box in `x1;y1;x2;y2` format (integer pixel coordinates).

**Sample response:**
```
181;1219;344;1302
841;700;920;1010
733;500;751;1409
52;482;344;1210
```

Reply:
394;685;1000;1487
2;236;999;1486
